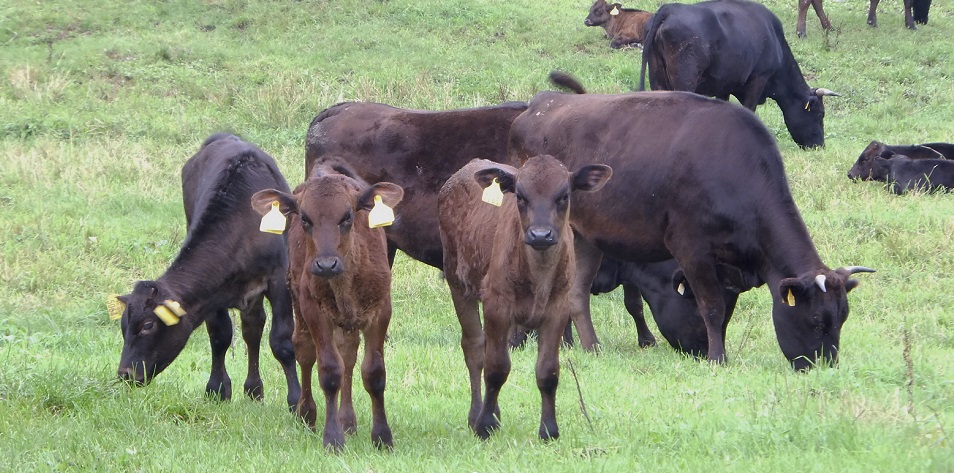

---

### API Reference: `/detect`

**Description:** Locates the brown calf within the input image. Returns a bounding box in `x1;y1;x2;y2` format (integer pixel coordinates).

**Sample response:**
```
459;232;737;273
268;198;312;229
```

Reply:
585;0;654;49
439;156;611;440
252;166;404;451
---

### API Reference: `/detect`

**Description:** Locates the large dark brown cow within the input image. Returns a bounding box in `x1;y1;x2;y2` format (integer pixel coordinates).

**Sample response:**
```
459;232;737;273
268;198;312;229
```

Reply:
865;156;954;194
439;156;611;440
584;0;654;49
848;140;953;180
639;0;839;149
590;257;752;356
114;133;301;408
509;73;874;370
251;165;404;451
797;0;933;38
305;101;527;269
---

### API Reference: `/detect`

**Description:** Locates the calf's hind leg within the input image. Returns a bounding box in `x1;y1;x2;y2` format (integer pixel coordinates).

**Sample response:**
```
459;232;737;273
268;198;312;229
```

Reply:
266;276;302;410
205;308;234;401
239;296;266;401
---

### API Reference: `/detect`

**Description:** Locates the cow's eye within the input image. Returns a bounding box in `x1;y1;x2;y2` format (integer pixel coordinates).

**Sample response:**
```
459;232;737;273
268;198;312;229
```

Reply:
557;193;569;204
301;217;312;230
141;320;156;333
516;193;528;205
339;211;353;227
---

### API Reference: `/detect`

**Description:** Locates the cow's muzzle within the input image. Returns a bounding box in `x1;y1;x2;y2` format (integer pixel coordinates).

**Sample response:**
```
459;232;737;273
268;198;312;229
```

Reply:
118;366;146;386
525;227;557;250
311;256;345;278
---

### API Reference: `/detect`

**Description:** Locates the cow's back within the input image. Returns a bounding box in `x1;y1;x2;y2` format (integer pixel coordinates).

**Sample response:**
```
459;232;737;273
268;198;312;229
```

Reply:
306;102;527;269
510;90;788;262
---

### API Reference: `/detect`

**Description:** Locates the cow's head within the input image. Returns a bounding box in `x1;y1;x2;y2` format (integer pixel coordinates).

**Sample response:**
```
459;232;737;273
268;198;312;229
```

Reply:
474;155;611;251
847;140;894;180
251;175;403;279
786;88;839;149
116;280;194;385
585;0;619;26
773;266;874;370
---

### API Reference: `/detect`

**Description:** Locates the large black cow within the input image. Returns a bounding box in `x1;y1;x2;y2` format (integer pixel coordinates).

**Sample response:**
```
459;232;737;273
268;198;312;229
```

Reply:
509;73;873;370
639;0;839;148
114;133;301;408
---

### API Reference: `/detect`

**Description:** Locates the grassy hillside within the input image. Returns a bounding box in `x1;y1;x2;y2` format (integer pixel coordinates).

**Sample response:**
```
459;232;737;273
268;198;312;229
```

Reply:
1;0;952;471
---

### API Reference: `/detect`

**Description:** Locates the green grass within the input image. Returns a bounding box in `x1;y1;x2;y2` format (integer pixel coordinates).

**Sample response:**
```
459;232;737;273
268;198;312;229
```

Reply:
1;0;952;470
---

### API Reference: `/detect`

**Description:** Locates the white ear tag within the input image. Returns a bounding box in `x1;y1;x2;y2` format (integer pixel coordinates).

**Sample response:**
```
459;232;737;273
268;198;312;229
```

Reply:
368;195;395;228
260;201;286;234
676;283;685;295
482;178;504;207
610;6;620;15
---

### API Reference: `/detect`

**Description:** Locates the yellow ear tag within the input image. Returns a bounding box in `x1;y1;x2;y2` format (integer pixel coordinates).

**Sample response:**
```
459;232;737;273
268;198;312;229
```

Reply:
785;289;796;307
260;201;286;234
482;178;504;207
107;294;125;321
804;101;811;111
154;305;181;326
368;195;395;228
676;283;685;296
610;6;620;15
163;300;187;317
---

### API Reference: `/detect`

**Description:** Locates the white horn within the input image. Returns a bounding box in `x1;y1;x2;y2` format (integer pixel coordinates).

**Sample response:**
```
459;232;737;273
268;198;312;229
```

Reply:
815;88;841;97
844;266;876;274
814;274;827;293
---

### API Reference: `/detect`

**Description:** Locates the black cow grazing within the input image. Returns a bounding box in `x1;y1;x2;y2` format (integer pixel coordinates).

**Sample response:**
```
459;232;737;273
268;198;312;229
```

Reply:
584;0;655;49
114;133;301;408
639;0;840;149
867;156;954;194
848;140;954;180
508;72;874;370
797;0;933;38
590;257;749;357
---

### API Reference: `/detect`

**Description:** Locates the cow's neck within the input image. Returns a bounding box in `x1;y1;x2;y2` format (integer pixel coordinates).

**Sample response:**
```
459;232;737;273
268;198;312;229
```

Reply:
767;50;810;104
757;197;826;287
519;233;573;318
158;238;241;319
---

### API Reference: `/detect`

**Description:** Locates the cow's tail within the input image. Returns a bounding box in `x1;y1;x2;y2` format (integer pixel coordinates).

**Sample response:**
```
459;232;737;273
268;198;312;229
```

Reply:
912;0;931;24
638;7;668;91
548;71;587;94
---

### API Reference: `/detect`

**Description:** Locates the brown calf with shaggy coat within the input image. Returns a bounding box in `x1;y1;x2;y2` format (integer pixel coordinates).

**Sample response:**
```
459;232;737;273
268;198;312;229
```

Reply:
585;0;654;49
252;166;403;451
439;156;611;440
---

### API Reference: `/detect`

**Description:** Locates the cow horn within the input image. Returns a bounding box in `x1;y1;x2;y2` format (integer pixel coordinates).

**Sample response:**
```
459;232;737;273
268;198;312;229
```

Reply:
844;266;876;274
815;88;840;97
814;274;827;293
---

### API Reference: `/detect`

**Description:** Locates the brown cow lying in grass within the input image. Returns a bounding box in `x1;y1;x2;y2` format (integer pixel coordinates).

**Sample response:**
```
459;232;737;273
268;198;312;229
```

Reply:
585;0;654;49
848;140;953;180
439;156;611;440
252;164;403;451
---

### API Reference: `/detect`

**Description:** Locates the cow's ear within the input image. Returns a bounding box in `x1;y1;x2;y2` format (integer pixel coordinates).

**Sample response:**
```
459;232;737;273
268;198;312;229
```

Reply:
777;278;809;307
474;167;516;194
671;269;694;298
251;189;298;216
358;182;404;211
571;164;612;192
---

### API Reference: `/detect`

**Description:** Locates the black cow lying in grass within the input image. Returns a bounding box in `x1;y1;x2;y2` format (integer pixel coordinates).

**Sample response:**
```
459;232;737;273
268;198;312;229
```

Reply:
848;140;953;180
867;156;954;194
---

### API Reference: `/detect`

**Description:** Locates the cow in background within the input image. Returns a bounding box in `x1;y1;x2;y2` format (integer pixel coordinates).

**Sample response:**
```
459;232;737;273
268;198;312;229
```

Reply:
860;156;954;194
252;165;404;451
440;156;611;440
639;0;839;148
848;140;954;180
797;0;933;38
114;133;301;408
584;0;654;49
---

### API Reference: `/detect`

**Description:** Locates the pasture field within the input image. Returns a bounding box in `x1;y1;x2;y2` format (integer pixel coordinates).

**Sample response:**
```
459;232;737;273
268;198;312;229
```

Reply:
1;0;952;470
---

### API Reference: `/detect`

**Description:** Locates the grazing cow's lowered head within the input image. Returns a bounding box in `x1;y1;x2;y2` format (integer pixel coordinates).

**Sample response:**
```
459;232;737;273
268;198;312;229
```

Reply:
117;280;193;385
474;156;612;251
774;267;874;370
252;173;404;281
788;88;839;149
